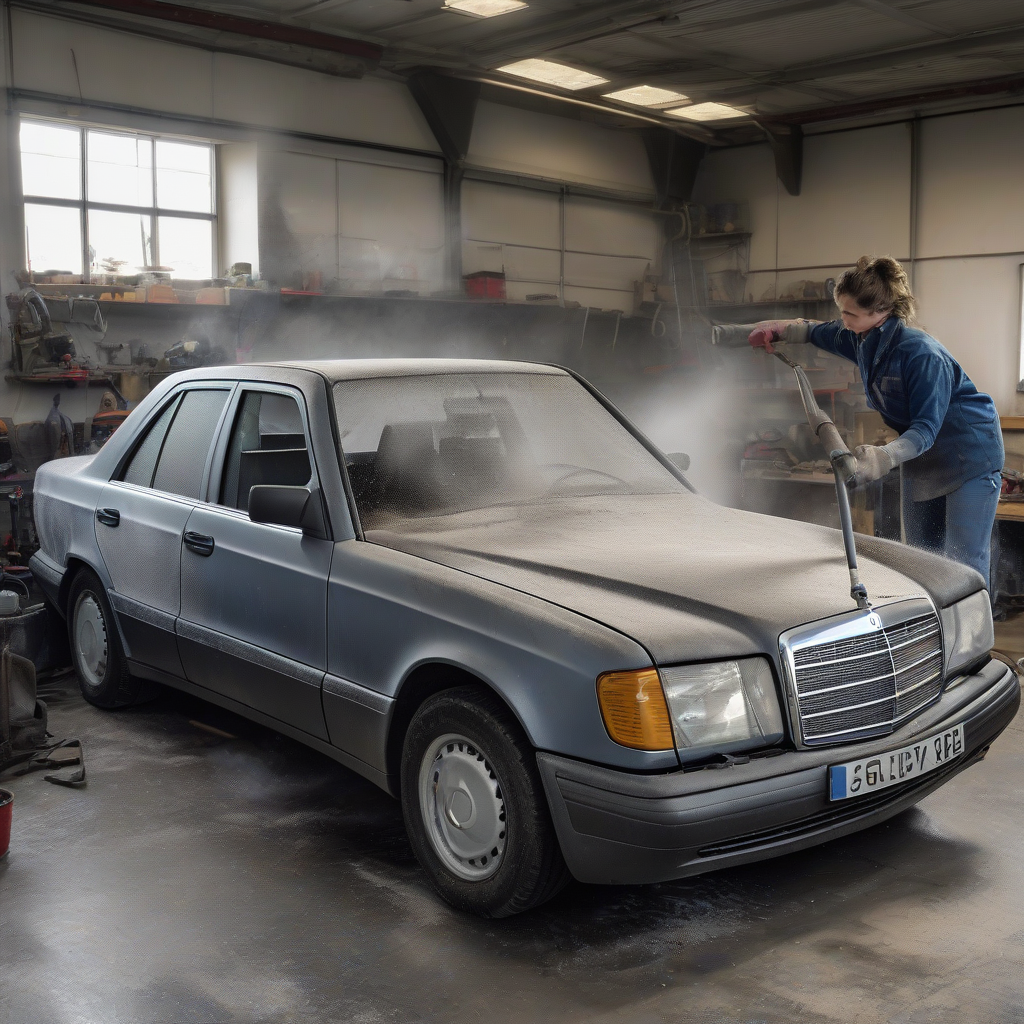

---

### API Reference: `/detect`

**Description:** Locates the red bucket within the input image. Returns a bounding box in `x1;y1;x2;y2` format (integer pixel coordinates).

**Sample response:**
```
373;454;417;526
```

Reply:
0;789;12;858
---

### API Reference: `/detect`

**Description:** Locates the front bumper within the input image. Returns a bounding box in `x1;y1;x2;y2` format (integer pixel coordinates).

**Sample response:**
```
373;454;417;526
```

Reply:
538;657;1020;885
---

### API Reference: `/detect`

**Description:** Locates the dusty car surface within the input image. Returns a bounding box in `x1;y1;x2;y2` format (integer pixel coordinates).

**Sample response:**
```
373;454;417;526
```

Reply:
30;359;1020;916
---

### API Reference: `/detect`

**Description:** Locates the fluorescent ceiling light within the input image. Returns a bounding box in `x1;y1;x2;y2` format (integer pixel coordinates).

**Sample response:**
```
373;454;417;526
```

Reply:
497;58;608;91
667;102;749;121
603;85;689;108
445;0;528;16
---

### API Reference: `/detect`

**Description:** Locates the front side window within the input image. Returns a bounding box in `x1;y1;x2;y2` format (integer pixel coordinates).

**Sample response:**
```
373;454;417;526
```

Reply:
20;119;215;279
333;372;684;530
219;392;312;512
121;389;229;498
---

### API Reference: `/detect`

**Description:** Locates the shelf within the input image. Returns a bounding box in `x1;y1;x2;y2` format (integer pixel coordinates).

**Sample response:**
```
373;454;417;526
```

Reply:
996;500;1024;521
692;232;752;241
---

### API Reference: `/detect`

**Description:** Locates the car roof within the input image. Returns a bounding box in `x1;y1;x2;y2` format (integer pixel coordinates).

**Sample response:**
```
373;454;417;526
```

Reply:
270;358;568;382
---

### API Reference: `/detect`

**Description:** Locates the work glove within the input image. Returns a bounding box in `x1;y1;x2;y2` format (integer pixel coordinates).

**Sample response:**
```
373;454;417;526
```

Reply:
748;320;790;353
747;320;811;352
852;444;896;485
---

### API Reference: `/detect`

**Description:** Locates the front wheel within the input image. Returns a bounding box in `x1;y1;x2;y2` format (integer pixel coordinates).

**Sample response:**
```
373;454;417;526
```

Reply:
67;569;152;708
400;687;570;917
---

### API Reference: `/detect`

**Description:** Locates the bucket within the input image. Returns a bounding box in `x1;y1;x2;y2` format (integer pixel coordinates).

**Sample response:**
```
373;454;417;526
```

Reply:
0;789;12;858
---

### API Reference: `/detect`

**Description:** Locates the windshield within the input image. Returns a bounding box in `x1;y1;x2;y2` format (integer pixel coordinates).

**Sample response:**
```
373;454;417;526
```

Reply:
333;372;685;529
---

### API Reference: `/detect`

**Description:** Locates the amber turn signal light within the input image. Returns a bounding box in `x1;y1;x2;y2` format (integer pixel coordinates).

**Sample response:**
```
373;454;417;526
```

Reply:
597;669;675;751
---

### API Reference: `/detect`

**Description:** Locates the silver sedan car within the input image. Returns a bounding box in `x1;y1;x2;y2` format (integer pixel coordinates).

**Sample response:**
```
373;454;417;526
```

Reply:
30;359;1020;916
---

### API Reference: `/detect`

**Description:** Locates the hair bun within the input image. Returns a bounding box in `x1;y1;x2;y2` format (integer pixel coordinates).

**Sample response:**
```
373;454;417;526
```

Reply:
835;255;916;322
870;256;903;283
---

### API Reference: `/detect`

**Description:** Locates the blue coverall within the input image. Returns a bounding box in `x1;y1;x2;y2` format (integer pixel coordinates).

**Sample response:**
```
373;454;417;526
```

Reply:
809;317;1004;586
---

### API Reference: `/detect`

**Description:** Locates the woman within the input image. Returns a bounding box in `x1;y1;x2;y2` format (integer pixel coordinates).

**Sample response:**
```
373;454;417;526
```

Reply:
749;255;1004;587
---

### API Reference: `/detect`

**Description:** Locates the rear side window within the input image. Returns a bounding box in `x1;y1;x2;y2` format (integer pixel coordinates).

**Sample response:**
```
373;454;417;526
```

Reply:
219;391;312;511
122;395;181;488
150;389;230;499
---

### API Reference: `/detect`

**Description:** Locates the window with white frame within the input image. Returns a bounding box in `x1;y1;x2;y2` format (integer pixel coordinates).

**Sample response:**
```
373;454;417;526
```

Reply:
20;119;216;280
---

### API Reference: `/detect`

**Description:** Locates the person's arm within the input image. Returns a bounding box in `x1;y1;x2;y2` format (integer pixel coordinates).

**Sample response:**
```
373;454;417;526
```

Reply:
807;320;857;362
853;351;954;483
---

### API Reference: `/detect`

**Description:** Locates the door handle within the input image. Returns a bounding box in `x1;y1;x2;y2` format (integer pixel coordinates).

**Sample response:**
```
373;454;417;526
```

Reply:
96;508;120;528
183;531;215;557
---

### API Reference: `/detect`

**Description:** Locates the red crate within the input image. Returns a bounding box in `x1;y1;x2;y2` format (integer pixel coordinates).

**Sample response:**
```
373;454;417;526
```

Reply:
464;271;506;300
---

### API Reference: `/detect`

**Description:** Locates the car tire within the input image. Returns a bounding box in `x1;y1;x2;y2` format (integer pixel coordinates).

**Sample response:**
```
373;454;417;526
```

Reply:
67;568;152;708
400;686;570;917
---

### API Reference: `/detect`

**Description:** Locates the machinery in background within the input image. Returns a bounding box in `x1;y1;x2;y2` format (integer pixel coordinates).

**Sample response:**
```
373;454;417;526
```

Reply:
5;289;110;385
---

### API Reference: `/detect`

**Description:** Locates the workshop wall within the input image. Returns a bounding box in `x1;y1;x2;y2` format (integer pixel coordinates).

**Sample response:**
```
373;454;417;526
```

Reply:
467;101;655;197
0;7;664;425
461;181;661;311
694;107;1024;414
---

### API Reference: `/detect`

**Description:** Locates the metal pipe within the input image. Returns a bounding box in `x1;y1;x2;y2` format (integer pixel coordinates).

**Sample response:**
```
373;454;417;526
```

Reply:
831;452;870;609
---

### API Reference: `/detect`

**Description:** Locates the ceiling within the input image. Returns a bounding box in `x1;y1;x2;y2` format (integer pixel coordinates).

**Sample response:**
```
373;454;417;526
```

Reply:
36;0;1024;142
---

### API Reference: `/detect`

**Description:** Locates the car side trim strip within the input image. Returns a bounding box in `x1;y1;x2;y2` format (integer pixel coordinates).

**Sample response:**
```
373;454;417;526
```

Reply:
109;592;176;632
175;618;323;687
323;673;393;715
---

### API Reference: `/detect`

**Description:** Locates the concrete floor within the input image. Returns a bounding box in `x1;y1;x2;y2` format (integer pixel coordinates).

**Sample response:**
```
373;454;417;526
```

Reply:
2;627;1024;1024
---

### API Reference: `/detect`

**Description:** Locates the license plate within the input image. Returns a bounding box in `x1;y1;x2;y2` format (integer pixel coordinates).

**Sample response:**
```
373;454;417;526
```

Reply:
828;724;965;801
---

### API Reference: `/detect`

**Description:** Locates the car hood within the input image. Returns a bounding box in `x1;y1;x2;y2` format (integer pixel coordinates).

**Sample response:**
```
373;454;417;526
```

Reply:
366;493;974;666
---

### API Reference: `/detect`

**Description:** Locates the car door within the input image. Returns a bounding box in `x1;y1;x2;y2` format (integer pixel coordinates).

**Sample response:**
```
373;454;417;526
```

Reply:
95;385;233;676
176;385;333;740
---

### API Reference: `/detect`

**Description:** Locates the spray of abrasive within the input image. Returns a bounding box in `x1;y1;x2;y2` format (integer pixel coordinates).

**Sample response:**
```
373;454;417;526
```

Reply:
711;324;870;611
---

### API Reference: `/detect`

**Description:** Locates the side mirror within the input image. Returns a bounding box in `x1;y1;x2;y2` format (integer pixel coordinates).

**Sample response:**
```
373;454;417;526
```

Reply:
248;485;328;539
666;452;691;472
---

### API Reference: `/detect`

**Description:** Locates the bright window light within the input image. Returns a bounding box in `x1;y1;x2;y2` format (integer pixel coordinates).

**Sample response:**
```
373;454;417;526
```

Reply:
19;117;216;281
497;58;608;91
20;121;81;201
25;204;83;275
603;85;689;108
445;0;528;16
667;102;750;121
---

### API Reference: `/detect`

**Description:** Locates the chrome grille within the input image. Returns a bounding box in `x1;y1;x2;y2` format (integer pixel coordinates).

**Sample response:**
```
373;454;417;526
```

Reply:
782;601;944;747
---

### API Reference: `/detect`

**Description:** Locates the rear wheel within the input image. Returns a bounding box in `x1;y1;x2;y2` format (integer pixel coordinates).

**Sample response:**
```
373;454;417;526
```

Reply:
67;569;151;708
400;686;570;917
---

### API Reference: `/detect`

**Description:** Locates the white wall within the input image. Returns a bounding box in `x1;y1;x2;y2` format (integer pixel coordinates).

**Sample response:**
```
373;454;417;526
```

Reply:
462;180;661;310
218;143;259;277
10;9;440;154
694;109;1024;414
468;101;655;197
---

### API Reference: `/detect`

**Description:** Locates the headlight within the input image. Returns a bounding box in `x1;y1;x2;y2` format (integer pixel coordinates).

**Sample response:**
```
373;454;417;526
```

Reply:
660;658;785;761
940;590;993;678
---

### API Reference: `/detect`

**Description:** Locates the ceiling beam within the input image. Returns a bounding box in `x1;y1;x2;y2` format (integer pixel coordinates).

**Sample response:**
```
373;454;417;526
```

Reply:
847;0;954;37
757;121;803;195
57;0;382;62
641;128;706;207
723;21;1024;93
759;71;1024;127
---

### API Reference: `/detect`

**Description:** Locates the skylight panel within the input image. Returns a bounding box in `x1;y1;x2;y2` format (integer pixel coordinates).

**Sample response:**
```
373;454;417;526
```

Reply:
445;0;528;16
667;102;750;121
603;85;689;108
497;58;608;91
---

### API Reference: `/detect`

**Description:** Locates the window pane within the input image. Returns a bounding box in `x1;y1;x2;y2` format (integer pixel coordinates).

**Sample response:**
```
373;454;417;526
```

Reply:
89;208;152;275
25;203;83;275
158;217;212;278
123;395;182;488
156;140;212;213
20;121;81;200
221;392;310;510
152;390;230;499
87;131;153;207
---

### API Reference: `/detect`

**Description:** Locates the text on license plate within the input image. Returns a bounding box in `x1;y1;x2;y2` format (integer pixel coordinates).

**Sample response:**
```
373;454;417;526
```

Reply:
828;724;964;801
